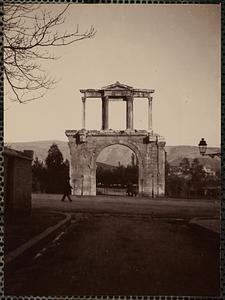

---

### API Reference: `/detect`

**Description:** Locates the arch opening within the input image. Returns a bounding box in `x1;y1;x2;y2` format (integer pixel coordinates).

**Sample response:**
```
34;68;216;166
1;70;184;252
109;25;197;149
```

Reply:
96;144;139;196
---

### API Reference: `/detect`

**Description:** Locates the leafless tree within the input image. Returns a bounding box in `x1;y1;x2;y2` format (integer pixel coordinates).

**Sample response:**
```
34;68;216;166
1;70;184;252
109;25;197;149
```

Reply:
4;4;95;103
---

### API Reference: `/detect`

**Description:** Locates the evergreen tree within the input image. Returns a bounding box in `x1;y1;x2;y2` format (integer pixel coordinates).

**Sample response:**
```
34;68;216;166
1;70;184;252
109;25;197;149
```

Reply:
45;144;64;168
190;158;206;197
179;158;190;175
45;143;69;193
165;160;171;196
131;153;136;167
32;157;46;192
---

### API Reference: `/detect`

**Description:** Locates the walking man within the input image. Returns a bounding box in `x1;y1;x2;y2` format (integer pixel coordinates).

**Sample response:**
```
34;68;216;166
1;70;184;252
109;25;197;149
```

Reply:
61;176;72;202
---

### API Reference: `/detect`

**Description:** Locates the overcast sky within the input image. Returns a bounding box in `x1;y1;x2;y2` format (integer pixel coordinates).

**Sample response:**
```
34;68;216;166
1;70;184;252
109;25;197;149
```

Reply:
4;4;221;146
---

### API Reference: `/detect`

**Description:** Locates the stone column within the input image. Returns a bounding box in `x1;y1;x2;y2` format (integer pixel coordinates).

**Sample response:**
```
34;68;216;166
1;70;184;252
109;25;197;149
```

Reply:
126;96;133;130
148;95;153;132
102;96;109;130
82;96;86;129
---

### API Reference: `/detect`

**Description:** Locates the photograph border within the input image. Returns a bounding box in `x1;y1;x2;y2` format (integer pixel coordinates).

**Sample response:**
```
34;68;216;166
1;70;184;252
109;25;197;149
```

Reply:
1;0;223;299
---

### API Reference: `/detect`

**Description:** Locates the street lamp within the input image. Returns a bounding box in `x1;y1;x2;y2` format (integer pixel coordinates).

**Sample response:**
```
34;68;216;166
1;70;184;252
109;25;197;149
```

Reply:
198;138;221;158
198;138;207;156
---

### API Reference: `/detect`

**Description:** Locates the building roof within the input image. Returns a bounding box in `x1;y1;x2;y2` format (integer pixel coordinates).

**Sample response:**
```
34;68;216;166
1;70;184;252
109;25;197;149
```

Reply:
101;82;134;90
3;147;33;161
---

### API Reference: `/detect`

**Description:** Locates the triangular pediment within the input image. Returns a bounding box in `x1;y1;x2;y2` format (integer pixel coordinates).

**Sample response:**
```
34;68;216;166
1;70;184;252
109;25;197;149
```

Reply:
102;81;133;90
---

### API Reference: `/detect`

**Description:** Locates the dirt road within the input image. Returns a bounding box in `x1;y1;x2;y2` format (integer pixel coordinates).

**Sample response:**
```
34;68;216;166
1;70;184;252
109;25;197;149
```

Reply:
5;212;220;296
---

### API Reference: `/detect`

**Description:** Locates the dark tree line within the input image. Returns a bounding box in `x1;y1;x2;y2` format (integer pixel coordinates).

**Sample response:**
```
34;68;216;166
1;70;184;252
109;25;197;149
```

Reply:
96;165;138;188
166;158;220;198
33;146;219;199
32;143;69;193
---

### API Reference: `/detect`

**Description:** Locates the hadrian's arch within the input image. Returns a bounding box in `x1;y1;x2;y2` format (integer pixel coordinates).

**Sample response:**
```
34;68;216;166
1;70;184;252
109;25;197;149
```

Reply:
66;82;166;197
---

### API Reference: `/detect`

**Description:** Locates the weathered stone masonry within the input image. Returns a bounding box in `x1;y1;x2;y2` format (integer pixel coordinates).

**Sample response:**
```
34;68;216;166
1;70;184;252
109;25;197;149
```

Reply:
66;82;166;197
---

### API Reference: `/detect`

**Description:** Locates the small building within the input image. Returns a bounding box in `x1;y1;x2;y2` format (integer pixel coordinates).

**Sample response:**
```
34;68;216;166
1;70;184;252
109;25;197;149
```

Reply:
203;165;216;177
169;165;183;176
4;147;34;215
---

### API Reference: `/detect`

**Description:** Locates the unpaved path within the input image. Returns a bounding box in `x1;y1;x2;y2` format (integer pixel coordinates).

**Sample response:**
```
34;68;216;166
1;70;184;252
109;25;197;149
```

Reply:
5;213;220;296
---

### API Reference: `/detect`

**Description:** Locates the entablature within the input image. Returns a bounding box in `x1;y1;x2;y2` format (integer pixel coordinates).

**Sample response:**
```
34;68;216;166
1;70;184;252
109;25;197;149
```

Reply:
80;90;155;99
80;82;154;99
65;129;165;146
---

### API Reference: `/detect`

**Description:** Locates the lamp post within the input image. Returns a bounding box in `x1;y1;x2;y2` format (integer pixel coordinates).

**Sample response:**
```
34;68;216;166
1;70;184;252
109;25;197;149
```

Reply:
198;138;221;205
198;138;221;158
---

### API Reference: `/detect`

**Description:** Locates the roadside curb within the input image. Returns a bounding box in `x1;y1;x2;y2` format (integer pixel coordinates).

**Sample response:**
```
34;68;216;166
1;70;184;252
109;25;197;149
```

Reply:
188;217;220;237
5;211;72;266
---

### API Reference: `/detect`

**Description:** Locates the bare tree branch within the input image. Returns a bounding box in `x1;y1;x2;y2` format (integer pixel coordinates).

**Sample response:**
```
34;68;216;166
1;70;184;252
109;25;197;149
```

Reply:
4;4;96;103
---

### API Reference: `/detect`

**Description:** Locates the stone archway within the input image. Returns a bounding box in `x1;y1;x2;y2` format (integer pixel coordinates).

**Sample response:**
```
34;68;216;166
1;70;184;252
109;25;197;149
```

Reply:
66;82;166;197
66;129;165;197
94;140;144;167
95;142;143;195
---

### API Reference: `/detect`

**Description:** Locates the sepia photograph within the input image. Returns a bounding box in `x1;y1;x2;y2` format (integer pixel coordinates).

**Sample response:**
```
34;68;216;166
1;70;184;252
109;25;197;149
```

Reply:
3;3;221;297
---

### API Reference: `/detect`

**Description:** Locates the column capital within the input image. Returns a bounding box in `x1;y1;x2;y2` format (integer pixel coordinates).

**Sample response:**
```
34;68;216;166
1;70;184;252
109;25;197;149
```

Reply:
82;96;86;129
102;95;109;100
126;95;133;102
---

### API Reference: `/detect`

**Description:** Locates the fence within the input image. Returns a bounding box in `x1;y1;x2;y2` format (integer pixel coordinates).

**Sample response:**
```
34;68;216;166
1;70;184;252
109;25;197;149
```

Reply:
96;187;127;196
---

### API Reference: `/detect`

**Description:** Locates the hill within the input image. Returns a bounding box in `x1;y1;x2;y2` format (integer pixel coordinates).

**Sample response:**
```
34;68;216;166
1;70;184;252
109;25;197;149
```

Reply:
6;140;220;171
97;162;117;171
165;145;220;171
6;140;70;162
